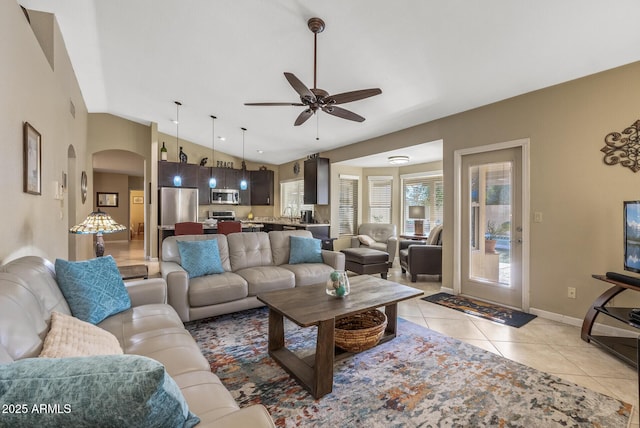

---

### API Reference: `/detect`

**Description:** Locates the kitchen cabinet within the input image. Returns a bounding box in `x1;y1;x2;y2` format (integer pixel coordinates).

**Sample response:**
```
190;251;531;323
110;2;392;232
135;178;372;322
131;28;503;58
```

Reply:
223;168;239;189
304;157;330;205
250;169;274;205
158;161;198;188
210;167;226;189
197;166;211;205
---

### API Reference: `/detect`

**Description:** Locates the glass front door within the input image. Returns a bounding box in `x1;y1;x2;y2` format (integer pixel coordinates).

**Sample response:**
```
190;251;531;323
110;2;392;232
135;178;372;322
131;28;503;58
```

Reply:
461;147;523;308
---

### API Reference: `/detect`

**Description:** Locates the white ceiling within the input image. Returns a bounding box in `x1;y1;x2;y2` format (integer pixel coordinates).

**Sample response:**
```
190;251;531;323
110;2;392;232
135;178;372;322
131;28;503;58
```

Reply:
21;0;640;167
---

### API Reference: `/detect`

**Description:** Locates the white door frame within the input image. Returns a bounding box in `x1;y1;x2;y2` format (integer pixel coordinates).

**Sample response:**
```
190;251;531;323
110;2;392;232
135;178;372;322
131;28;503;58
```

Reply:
453;139;531;310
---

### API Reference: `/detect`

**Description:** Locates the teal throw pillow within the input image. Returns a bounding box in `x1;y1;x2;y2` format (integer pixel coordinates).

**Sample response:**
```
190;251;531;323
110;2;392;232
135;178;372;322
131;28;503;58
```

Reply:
0;355;200;428
177;239;224;278
289;236;323;264
55;256;131;325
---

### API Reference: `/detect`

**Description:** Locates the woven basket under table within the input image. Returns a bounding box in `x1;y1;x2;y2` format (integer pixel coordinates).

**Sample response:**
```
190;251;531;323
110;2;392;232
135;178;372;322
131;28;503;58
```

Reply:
334;309;388;353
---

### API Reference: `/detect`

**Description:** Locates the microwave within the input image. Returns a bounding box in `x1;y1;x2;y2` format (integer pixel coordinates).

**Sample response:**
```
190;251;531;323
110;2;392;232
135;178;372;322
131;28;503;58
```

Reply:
210;188;239;205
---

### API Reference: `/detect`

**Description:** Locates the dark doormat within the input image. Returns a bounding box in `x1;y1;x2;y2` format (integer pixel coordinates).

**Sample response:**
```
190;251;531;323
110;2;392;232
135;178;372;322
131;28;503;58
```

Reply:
422;292;537;328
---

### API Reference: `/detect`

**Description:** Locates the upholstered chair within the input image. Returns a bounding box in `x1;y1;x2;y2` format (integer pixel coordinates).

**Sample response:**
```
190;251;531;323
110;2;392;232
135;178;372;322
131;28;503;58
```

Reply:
399;224;443;282
350;223;398;262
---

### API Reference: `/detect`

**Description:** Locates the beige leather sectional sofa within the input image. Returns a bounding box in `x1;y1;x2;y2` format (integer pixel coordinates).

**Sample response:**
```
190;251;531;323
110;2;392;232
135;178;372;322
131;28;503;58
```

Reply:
161;230;346;322
0;256;274;427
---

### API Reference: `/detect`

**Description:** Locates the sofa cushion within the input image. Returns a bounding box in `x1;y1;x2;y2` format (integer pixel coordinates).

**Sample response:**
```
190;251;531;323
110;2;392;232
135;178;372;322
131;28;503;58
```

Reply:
235;266;295;295
427;224;444;245
269;229;314;266
188;272;248;307
163;235;232;272
0;256;71;317
280;263;334;287
357;223;396;244
39;311;122;358
55;256;131;325
177;239;224;278
289;236;323;264
0;355;200;428
227;232;273;271
357;234;376;246
368;242;388;253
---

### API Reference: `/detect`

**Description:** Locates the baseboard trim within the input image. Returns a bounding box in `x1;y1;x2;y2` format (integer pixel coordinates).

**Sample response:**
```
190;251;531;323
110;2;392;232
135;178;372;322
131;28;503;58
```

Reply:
530;307;637;338
435;289;637;338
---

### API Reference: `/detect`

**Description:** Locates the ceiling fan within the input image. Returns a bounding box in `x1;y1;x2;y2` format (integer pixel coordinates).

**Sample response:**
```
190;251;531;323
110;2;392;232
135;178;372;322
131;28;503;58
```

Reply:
244;17;382;126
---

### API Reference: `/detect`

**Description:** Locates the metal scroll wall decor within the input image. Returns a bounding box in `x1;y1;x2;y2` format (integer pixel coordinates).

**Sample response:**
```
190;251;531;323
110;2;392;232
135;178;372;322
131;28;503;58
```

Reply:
601;119;640;172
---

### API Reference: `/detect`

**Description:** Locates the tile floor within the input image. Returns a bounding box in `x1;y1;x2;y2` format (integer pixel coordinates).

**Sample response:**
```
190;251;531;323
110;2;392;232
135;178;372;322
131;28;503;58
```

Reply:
107;240;639;426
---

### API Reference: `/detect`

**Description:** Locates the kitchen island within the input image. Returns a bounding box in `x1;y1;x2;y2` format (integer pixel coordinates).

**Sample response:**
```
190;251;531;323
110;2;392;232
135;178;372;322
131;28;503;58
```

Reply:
157;222;264;254
257;220;333;249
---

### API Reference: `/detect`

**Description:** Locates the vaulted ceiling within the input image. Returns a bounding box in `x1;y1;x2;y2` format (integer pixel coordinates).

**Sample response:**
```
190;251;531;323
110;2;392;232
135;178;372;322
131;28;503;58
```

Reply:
21;0;640;166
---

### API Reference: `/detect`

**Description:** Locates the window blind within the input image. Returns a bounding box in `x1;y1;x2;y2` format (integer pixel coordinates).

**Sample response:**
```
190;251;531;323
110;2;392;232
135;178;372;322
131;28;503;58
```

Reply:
339;177;358;235
368;177;392;223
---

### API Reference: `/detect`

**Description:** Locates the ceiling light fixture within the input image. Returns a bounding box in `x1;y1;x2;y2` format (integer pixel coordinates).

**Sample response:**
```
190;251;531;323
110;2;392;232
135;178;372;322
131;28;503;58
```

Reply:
388;155;410;165
240;127;248;190
209;115;217;188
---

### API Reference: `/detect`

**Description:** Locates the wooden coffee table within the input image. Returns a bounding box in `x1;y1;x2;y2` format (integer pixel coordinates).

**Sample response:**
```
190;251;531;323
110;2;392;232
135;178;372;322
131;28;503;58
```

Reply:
256;275;423;398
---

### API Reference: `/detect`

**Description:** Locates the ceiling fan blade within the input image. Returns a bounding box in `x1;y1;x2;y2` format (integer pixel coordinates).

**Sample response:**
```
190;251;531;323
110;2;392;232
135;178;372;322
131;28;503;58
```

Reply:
322;106;365;122
325;88;382;105
294;109;314;126
284;72;315;102
244;102;305;106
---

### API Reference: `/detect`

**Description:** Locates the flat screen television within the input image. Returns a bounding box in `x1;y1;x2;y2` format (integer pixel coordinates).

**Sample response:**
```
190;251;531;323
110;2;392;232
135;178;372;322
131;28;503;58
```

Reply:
624;201;640;273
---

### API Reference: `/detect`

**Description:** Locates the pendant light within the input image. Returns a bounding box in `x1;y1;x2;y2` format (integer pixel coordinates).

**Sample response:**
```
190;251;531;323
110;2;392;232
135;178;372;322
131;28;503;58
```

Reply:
173;101;182;186
209;115;217;188
240;127;248;190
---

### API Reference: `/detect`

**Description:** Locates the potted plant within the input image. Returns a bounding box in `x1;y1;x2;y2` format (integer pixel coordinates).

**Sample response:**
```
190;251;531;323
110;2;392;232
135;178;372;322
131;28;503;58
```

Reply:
485;221;498;253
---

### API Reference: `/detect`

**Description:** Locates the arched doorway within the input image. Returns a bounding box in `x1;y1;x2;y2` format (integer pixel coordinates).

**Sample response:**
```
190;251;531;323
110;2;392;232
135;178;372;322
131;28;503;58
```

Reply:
92;150;146;257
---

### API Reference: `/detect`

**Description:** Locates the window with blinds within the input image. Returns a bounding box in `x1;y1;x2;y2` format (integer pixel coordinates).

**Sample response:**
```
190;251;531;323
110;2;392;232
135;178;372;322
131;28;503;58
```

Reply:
280;180;313;217
402;174;443;234
368;176;392;223
339;176;358;235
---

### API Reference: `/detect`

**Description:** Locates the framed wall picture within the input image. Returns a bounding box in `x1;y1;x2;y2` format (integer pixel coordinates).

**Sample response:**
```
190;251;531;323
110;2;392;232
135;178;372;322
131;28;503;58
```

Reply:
23;122;41;195
133;196;143;204
97;192;118;207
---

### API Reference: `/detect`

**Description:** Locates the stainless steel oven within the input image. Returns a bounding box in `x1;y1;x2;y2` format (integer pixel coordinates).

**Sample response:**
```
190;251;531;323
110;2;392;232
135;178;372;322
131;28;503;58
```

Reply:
210;189;239;205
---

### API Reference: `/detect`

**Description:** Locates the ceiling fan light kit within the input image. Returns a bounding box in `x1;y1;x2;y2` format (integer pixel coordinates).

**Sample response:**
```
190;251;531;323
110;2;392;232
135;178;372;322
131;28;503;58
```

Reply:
388;155;410;165
245;17;382;127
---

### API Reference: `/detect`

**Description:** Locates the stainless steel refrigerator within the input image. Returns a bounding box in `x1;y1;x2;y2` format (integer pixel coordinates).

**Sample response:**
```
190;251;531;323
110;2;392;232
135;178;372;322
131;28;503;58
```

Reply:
159;187;198;226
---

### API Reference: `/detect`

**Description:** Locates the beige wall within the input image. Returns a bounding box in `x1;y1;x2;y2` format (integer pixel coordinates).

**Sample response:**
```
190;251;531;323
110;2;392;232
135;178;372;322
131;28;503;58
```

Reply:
6;0;640;321
0;3;89;263
323;61;640;320
93;172;131;243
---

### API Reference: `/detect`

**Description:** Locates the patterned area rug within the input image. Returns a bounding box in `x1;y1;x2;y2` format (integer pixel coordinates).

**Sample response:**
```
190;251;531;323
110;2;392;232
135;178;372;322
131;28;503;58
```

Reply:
423;292;537;328
185;308;631;427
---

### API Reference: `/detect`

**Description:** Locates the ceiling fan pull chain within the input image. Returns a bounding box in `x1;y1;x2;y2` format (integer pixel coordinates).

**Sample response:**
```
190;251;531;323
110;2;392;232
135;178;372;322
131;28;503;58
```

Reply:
316;113;320;141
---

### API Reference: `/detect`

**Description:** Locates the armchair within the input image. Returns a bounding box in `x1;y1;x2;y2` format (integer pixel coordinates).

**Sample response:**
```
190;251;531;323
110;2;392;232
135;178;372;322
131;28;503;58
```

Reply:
350;223;398;262
399;224;443;282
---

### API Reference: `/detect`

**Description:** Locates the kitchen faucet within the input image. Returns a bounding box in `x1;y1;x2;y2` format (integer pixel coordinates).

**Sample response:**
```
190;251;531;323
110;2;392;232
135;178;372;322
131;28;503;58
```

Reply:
283;206;293;221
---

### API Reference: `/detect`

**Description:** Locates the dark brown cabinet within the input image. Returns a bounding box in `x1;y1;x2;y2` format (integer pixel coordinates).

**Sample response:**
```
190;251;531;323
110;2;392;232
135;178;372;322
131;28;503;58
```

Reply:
197;166;211;205
160;162;274;207
304;157;330;205
250;170;274;205
158;161;198;188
